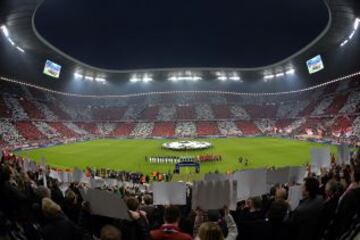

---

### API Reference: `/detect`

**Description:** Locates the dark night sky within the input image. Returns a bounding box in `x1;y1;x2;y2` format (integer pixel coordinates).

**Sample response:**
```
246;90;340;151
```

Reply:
34;0;329;70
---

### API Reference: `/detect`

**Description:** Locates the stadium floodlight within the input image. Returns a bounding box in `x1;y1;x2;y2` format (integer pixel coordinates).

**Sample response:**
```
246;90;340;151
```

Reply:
85;76;94;81
7;37;15;46
130;77;140;83
229;76;241;81
74;72;83;79
16;46;24;53
142;77;153;83
1;25;9;37
276;73;284;77
169;76;178;82
349;30;356;39
285;69;295;75
95;77;106;82
142;73;153;83
264;74;275;79
340;40;349;47
354;18;360;30
218;76;227;81
216;71;224;76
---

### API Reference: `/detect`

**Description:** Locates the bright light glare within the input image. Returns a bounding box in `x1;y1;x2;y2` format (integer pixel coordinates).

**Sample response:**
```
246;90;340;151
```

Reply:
276;73;284;77
341;40;349;47
169;76;178;82
169;75;202;81
216;72;224;76
143;77;152;83
349;30;355;39
286;69;295;75
7;37;15;46
264;74;274;79
130;77;140;83
229;76;241;81
74;72;83;79
218;76;227;81
130;74;152;83
354;18;360;30
85;76;94;81
95;77;106;82
16;46;24;53
1;25;9;37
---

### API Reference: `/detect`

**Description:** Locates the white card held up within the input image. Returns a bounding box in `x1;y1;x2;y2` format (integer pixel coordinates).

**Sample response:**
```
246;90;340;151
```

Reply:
234;169;267;200
152;182;187;205
311;147;331;172
73;168;83;183
288;185;303;210
86;188;130;220
337;144;350;165
191;179;238;211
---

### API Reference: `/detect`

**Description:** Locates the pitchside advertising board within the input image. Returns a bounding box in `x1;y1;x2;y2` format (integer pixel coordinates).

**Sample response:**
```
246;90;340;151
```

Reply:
306;54;325;74
43;59;62;78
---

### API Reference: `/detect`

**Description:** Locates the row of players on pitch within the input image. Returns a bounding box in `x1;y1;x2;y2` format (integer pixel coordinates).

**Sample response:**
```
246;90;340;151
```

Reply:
145;154;222;164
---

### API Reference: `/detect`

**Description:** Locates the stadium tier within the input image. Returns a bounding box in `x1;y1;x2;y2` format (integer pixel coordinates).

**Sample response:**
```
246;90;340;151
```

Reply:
0;75;360;147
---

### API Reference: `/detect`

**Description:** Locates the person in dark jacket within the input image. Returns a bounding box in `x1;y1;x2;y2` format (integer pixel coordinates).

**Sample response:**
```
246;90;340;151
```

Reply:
120;196;150;240
323;166;360;240
150;205;192;240
287;177;324;240
0;165;28;220
267;199;291;240
41;197;82;240
62;189;80;223
318;179;343;238
140;194;162;230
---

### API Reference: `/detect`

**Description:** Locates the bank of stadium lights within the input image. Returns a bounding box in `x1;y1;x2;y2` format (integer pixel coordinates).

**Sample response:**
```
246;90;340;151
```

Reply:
84;76;94;81
169;76;201;82
264;68;295;81
130;74;153;83
1;25;9;37
340;18;360;47
1;25;25;53
168;72;202;82
285;69;295;75
264;74;275;80
74;72;106;84
216;72;242;82
95;77;106;83
74;72;83;79
16;46;24;53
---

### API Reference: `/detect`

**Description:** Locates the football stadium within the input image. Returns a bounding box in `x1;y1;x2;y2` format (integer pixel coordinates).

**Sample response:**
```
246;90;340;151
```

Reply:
0;0;360;239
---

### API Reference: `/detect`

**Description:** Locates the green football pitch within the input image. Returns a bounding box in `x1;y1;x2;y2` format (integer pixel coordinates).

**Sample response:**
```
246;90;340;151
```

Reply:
17;137;336;178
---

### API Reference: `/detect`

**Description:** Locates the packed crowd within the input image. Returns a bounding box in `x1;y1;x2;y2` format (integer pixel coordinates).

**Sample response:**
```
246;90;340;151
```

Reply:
0;148;360;240
0;77;360;147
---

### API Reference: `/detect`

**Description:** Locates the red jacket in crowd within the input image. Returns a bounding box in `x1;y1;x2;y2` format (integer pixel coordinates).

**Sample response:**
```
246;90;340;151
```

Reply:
150;224;192;240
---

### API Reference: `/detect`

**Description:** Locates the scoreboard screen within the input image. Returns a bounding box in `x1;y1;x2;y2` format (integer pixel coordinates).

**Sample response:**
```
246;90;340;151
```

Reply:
306;55;324;74
43;60;61;78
